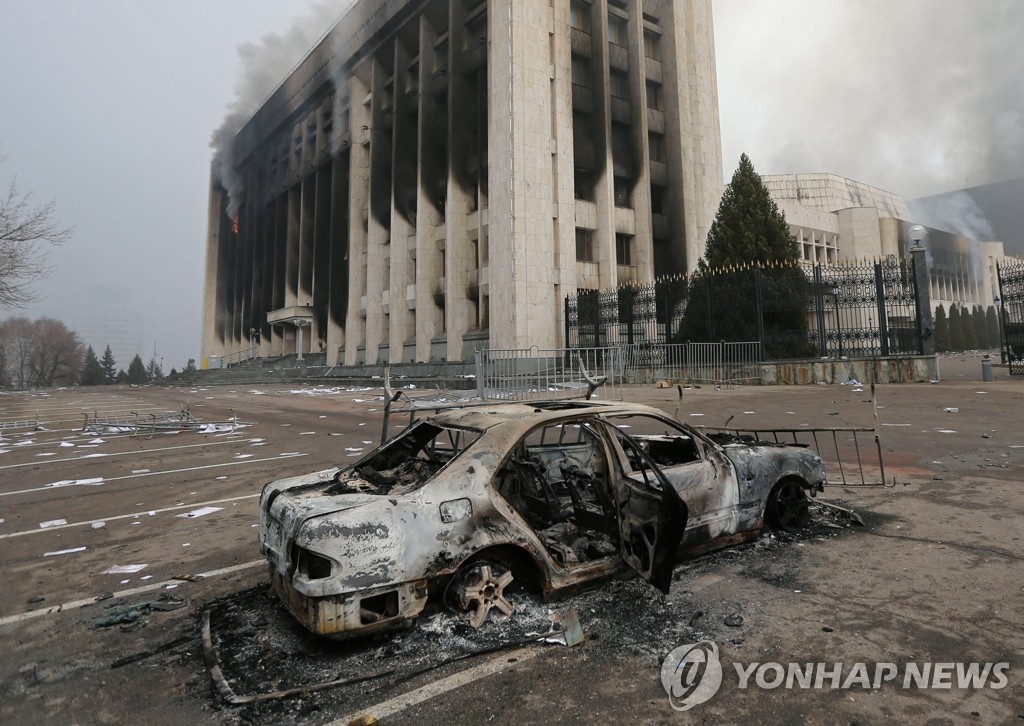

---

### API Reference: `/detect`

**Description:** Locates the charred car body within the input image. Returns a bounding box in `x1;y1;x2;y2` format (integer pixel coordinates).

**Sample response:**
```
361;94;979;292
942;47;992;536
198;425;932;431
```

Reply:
259;401;825;638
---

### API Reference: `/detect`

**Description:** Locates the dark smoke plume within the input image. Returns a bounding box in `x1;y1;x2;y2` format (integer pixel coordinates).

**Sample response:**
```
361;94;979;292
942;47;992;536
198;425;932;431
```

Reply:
209;2;352;219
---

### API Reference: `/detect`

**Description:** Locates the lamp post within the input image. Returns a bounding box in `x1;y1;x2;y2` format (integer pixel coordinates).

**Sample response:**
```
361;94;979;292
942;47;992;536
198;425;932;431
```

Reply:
995;297;1006;364
907;224;936;356
832;284;844;358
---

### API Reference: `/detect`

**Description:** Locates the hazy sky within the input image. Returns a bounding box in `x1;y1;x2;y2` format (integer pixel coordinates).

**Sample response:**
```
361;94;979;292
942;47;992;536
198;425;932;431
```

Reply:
1;1;1021;367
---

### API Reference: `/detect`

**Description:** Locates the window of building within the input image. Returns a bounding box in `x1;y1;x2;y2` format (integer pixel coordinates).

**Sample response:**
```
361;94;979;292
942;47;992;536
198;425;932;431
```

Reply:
645;83;662;111
576;228;596;262
572;57;591;88
616;234;633;266
608;16;627;47
648;133;666;163
614;176;632;208
643;31;660;60
609;70;630;100
570;1;591;33
650;184;667;214
574;170;596;201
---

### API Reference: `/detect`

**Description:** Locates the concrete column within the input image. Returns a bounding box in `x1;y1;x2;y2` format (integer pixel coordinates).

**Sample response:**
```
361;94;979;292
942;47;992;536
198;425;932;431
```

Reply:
325;151;349;367
364;60;391;364
444;0;473;360
488;0;562;350
626;0;653;281
415;16;446;362
345;73;371;365
660;0;722;273
591;0;618;291
201;179;225;364
389;40;416;363
551;1;578;348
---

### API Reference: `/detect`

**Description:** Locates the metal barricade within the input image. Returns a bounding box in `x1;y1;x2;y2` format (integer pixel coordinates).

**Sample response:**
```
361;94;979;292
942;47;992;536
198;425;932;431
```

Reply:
475;346;624;402
621;342;762;385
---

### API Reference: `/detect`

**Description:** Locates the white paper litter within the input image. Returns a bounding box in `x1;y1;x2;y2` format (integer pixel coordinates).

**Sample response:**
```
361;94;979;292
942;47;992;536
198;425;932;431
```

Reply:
47;477;104;489
176;506;223;519
39;518;68;528
103;564;148;574
44;547;86;557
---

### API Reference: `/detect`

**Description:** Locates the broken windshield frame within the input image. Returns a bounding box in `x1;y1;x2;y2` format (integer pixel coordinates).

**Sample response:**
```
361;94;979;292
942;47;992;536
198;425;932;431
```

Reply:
327;421;484;496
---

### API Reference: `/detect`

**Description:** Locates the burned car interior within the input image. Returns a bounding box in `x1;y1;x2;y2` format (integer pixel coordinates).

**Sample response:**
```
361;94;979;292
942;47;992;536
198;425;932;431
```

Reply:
325;422;483;497
497;421;621;566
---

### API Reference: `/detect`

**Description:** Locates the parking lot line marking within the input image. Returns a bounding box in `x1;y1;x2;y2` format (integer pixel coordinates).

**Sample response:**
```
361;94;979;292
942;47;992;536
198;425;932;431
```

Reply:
0;493;262;539
0;452;307;498
0;560;265;627
328;647;544;726
0;437;259;472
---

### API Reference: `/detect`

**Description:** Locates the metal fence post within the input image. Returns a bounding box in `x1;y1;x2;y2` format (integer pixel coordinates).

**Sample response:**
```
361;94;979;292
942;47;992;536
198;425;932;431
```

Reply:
813;264;826;355
874;262;890;357
753;267;765;349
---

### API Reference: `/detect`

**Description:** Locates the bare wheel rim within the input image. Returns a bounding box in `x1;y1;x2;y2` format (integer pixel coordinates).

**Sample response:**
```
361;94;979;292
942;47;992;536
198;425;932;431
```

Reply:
772;481;810;532
457;563;515;629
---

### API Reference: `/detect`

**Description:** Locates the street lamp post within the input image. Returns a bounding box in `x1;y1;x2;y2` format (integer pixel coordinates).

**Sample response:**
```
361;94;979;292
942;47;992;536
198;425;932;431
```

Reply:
908;225;936;356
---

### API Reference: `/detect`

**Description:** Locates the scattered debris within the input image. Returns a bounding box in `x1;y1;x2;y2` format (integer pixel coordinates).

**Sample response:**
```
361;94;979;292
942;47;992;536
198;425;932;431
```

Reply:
176;506;223;519
724;613;744;627
43;546;86;557
92;594;187;629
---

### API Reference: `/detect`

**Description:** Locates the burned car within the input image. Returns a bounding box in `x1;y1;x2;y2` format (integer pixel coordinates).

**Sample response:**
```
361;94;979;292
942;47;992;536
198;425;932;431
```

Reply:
259;401;825;638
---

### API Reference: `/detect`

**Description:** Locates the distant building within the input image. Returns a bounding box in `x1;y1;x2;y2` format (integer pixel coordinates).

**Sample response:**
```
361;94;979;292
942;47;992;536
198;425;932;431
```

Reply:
202;0;723;366
763;172;1008;311
73;285;145;372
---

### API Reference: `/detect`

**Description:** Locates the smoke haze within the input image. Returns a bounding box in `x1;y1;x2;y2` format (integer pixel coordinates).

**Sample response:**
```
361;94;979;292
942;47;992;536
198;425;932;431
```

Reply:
714;0;1024;199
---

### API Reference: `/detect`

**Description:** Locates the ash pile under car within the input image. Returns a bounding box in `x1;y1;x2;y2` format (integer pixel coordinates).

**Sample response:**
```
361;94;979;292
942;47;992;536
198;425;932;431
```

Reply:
259;401;825;638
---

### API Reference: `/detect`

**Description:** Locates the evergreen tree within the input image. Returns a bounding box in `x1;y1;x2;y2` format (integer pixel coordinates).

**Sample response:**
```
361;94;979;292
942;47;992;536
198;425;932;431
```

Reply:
116;369;129;384
702;154;799;268
972;305;988;348
79;346;106;386
146;357;163;380
678;154;810;357
961;303;977;349
986;305;1001;350
127;354;148;384
933;305;950;353
100;345;117;384
948;305;964;350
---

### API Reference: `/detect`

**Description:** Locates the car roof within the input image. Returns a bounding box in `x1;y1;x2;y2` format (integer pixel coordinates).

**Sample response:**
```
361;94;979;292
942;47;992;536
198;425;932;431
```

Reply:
425;400;670;432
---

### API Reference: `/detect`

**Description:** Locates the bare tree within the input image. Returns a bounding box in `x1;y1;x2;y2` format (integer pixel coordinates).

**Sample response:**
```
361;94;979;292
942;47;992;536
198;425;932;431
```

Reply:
0;316;82;389
0;156;72;308
30;317;82;388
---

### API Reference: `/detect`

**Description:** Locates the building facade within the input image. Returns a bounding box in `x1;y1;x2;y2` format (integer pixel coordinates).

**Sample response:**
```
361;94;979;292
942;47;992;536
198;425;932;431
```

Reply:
202;0;723;366
763;173;1008;312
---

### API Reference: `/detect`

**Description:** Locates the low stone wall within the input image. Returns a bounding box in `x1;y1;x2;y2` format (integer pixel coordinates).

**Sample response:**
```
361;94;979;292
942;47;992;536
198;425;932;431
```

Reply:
761;356;938;385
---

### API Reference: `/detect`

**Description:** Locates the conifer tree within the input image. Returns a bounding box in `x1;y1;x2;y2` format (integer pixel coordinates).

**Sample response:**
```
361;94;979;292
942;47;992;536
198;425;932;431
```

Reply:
986;305;1001;350
79;346;106;385
971;305;988;348
933;305;950;353
127;354;148;384
948;304;964;351
678;154;810;357
100;345;117;384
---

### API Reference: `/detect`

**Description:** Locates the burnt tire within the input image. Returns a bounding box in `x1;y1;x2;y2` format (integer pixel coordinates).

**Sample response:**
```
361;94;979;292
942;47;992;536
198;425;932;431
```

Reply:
766;479;811;533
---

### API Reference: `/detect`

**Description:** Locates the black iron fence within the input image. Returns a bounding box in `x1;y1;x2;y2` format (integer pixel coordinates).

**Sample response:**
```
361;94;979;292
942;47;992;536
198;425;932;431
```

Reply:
565;259;923;360
997;259;1024;375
